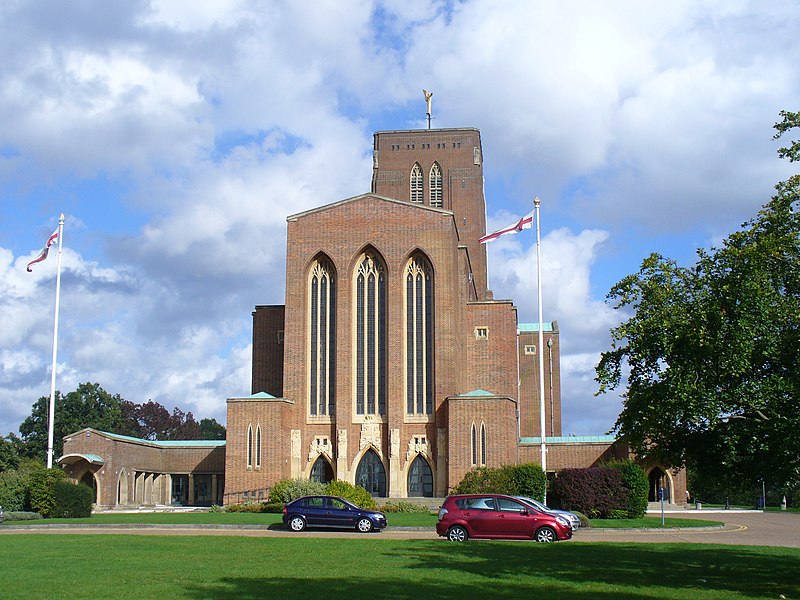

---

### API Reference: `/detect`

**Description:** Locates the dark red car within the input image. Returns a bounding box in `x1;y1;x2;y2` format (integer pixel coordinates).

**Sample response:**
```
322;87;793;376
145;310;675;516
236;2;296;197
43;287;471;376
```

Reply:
436;494;573;542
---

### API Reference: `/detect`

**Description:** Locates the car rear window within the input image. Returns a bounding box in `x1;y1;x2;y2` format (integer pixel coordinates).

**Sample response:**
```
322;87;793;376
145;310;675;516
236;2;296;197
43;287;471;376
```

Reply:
303;497;325;508
454;497;496;510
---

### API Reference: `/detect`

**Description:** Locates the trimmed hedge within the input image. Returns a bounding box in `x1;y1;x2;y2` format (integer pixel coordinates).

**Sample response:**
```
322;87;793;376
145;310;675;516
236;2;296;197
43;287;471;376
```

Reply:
605;460;649;518
27;467;69;517
0;469;29;512
51;481;94;518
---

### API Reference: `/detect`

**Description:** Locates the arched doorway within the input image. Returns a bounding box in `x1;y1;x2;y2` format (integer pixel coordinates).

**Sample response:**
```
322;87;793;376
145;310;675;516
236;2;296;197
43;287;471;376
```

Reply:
310;455;334;484
79;471;98;504
356;449;386;497
648;467;671;502
407;455;433;497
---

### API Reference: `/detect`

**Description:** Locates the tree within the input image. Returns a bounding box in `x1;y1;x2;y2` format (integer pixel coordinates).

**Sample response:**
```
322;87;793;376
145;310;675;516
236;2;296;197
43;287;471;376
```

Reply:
0;435;20;472
596;111;800;497
17;382;125;461
117;400;204;440
199;418;226;440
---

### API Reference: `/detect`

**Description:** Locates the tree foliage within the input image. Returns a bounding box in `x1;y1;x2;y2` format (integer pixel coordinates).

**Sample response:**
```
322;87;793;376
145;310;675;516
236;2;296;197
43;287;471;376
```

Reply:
0;435;20;472
17;383;125;460
15;382;225;461
596;111;800;496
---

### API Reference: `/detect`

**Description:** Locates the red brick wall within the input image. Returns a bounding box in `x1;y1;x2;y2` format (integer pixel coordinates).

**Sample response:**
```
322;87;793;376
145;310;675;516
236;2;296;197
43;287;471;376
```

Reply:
447;396;518;490
372;129;489;299
252;305;285;396
518;325;562;438
61;429;224;507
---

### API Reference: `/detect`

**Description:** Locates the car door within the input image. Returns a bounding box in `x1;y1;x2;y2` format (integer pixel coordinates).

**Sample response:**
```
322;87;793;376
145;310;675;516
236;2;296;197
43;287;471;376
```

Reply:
302;496;327;526
459;496;500;537
325;497;355;528
496;497;538;538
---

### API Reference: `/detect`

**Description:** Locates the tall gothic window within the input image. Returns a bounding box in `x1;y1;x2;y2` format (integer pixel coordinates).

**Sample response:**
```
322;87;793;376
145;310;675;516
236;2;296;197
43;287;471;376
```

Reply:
410;163;423;203
429;162;443;207
480;422;487;466
471;423;477;466
247;424;253;469
355;251;387;416
406;254;434;415
309;257;336;416
255;424;262;468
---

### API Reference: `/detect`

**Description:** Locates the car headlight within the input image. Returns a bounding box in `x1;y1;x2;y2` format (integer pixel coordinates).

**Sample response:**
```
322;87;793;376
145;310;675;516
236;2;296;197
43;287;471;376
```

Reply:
555;515;569;527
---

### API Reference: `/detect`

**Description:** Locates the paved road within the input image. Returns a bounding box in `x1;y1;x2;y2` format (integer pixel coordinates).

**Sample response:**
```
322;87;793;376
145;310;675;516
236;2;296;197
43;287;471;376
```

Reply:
572;511;800;548
2;511;798;547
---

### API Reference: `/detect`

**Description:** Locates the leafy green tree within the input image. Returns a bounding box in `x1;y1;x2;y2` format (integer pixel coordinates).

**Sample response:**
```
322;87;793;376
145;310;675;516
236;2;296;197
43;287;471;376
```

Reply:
199;418;226;440
596;111;800;497
17;383;125;461
0;435;20;472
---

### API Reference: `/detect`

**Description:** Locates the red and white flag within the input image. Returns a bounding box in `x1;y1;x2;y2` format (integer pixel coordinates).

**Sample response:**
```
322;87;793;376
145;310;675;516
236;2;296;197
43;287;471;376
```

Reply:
26;228;59;272
479;211;534;243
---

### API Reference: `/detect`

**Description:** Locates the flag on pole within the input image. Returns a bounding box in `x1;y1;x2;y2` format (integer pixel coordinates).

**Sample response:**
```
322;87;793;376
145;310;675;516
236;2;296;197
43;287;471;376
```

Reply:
26;228;60;272
478;211;534;243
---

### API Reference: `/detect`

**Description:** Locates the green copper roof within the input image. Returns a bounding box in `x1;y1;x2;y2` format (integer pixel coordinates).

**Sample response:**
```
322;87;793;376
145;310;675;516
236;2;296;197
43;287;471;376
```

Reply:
519;435;618;444
518;322;554;333
461;389;495;397
93;430;226;448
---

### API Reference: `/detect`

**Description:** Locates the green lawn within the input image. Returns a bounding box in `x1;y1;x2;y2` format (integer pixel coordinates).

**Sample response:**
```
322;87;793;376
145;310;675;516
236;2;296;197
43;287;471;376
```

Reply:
0;535;797;599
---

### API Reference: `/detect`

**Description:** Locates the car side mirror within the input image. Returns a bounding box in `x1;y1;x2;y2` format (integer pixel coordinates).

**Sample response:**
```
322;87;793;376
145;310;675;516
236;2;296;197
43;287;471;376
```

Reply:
521;509;529;515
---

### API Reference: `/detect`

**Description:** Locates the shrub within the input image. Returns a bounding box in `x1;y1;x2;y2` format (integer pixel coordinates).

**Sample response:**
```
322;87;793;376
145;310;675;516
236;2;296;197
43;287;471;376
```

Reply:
268;479;326;504
380;501;431;513
451;463;547;500
0;469;29;512
451;467;513;494
4;511;43;521
51;481;94;518
225;502;271;513
605;459;649;518
549;467;628;518
27;467;68;517
325;480;377;509
506;463;547;501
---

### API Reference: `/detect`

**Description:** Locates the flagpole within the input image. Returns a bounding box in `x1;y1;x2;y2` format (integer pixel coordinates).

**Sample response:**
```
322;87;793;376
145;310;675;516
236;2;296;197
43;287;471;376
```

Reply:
534;197;547;483
46;213;65;469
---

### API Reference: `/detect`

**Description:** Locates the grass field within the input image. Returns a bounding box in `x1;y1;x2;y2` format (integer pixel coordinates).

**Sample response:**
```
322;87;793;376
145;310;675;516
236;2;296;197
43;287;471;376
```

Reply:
0;535;797;599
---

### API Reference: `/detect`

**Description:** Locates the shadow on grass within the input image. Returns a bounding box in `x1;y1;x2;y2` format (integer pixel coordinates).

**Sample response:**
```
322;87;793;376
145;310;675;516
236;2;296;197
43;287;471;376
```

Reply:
183;541;800;600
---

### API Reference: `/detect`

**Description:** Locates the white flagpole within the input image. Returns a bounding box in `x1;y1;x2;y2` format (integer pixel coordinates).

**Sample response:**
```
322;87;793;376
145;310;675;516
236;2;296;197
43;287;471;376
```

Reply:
534;197;547;480
46;213;65;469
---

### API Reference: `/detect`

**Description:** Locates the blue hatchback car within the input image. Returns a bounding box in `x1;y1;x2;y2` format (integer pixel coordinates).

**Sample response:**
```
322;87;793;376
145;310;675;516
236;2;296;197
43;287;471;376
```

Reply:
283;495;388;533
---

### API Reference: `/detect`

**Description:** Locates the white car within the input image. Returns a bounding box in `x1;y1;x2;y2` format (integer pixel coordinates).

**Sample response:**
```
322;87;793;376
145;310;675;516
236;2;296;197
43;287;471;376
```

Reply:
516;496;581;530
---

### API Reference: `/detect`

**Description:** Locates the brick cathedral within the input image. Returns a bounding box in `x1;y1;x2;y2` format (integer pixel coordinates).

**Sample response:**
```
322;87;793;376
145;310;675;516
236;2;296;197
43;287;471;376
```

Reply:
225;127;567;499
61;126;685;507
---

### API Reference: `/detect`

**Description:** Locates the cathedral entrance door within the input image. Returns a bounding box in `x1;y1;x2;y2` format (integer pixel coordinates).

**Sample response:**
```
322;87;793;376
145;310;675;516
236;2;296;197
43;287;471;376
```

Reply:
356;449;386;497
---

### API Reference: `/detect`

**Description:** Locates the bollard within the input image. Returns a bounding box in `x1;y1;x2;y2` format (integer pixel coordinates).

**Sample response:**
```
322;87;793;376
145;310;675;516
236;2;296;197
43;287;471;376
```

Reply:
695;501;702;510
782;496;787;511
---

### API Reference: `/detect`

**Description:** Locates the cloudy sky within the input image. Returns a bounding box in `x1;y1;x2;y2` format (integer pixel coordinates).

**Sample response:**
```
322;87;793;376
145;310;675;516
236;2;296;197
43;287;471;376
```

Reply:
2;0;798;441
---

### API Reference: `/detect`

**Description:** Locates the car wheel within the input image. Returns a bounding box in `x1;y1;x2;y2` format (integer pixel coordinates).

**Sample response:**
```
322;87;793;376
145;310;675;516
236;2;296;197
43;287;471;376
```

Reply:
288;516;306;532
356;517;374;533
447;525;468;542
535;526;556;543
